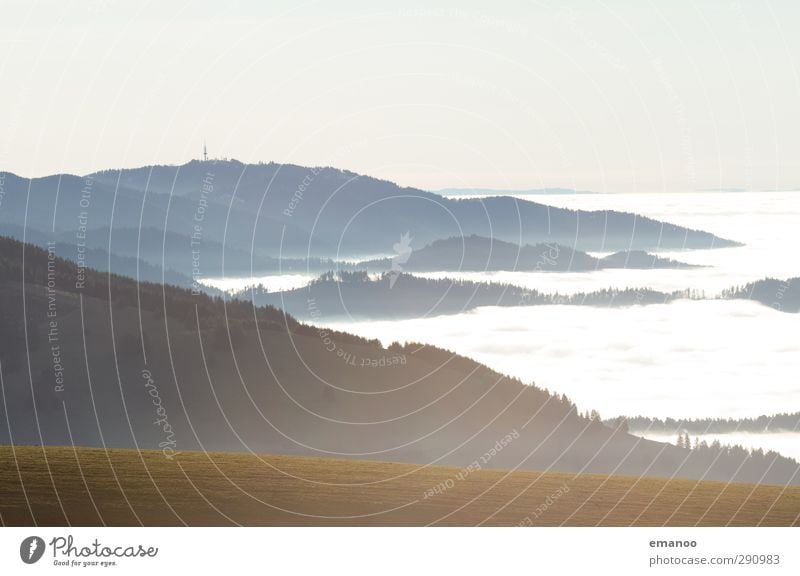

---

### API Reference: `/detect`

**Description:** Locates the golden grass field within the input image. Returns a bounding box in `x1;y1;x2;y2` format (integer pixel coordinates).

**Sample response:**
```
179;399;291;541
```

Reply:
0;445;797;526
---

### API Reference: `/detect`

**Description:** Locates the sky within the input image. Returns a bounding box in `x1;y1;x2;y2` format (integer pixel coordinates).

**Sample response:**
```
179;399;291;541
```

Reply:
1;0;799;192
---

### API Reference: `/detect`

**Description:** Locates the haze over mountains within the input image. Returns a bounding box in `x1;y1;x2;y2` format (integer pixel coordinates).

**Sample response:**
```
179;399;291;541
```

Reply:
1;235;796;485
1;160;793;487
0;160;739;279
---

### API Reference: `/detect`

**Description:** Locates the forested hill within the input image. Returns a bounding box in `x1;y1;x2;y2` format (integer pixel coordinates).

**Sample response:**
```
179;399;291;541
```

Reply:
249;271;679;319
721;278;799;313
358;235;698;273
619;412;800;434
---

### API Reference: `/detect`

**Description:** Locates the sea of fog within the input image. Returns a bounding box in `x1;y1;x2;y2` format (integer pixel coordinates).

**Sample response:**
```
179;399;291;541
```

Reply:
323;300;799;421
204;191;800;296
422;191;800;295
206;191;800;459
200;273;316;293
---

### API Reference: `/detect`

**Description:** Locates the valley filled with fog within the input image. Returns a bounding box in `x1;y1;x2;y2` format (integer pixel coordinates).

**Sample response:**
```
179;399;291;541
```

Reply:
209;190;800;459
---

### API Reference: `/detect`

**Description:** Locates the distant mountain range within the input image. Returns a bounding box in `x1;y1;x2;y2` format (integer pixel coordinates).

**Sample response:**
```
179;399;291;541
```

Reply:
358;235;698;273
0;160;740;281
243;270;799;321
1;234;794;484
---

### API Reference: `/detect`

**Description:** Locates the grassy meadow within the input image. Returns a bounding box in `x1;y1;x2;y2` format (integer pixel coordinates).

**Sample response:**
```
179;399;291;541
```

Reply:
1;446;797;526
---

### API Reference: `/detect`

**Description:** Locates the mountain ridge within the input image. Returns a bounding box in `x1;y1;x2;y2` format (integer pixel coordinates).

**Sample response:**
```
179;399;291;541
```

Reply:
1;160;742;264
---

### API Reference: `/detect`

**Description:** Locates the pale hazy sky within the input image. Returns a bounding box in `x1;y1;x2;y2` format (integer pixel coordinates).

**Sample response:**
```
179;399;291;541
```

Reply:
1;0;798;192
